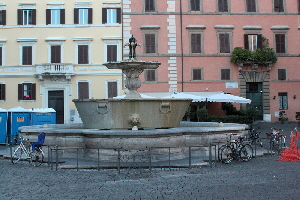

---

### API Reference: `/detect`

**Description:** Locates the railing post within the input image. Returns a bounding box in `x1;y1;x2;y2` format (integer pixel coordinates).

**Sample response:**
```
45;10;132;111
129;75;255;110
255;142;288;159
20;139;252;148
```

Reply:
76;148;79;171
117;149;120;174
148;148;152;171
209;144;212;168
188;147;191;169
97;148;100;171
168;147;171;170
55;146;58;171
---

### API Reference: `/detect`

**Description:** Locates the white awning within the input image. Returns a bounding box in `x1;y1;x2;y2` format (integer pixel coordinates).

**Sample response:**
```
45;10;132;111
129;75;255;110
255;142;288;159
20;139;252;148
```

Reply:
114;91;251;104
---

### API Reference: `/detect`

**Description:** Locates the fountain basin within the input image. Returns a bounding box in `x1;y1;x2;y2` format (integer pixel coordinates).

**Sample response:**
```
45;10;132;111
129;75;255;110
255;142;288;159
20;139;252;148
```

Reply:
73;98;192;129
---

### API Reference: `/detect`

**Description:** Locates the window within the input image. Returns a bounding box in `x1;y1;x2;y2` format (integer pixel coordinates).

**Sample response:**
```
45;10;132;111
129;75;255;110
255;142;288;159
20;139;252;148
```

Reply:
192;68;203;80
0;10;6;25
107;45;117;62
244;34;262;51
74;8;92;24
190;0;201;11
78;82;89;99
218;0;229;12
0;46;2;66
107;82;118;98
51;45;61;63
278;69;286;80
46;9;65;25
22;46;32;65
0;84;5;100
102;8;121;24
145;34;156;53
145;0;156;12
275;34;286;53
145;69;156;82
78;45;89;64
274;0;284;12
18;83;36;100
278;92;288;110
221;69;230;80
18;9;36;25
246;0;256;12
219;33;230;53
191;33;202;53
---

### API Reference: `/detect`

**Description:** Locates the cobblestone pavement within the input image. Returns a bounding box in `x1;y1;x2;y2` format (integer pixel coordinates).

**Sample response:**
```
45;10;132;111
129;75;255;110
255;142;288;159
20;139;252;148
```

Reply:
1;122;300;200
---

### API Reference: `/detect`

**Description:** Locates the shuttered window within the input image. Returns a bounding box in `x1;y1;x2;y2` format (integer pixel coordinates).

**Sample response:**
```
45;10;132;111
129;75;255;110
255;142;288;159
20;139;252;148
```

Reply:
190;0;201;11
46;9;65;25
0;10;6;25
193;69;202;80
218;0;228;12
275;34;286;53
278;69;286;80
145;34;156;53
78;82;89;99
78;45;89;64
191;33;201;53
74;8;92;24
107;45;117;62
0;84;5;100
102;8;121;24
0;47;2;66
108;82;118;98
274;0;284;12
51;46;61;63
219;33;230;53
145;0;155;12
22;46;32;65
18;83;36;100
221;69;230;80
17;9;36;25
246;0;256;12
145;69;156;81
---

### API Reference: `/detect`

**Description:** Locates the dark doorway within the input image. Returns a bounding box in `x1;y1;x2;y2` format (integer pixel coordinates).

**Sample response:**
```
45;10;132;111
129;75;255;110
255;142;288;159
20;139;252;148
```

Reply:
48;90;64;124
246;82;263;120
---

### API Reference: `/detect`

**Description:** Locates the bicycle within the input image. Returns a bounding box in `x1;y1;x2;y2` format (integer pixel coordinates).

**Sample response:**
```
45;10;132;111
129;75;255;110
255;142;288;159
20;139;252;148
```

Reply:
247;129;263;147
11;136;45;167
266;127;286;151
219;133;253;164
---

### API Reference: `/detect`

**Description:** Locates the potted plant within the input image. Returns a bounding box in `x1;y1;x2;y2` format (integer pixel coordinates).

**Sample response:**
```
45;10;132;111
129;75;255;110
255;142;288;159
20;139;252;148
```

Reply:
196;108;207;122
279;111;288;124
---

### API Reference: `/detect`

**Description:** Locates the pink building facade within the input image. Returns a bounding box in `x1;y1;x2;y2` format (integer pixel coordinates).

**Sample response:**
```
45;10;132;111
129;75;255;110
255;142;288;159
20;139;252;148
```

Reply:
122;0;300;122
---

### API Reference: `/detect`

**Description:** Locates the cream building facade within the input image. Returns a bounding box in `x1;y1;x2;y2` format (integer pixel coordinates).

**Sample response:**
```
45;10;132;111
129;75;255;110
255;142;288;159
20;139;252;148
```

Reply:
0;1;123;124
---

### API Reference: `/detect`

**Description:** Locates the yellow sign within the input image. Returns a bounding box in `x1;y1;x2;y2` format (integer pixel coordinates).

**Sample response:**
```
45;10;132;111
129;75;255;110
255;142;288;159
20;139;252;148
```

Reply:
17;117;24;122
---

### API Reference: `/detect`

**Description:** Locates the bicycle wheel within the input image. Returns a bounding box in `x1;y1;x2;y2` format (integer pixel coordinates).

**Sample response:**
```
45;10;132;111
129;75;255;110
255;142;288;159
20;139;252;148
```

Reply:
219;146;233;164
29;149;44;167
240;144;253;162
12;147;24;164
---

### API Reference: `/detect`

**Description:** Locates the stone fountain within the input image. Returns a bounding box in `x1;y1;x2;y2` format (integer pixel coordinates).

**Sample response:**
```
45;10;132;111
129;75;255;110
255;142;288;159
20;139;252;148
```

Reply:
72;35;192;130
16;36;248;164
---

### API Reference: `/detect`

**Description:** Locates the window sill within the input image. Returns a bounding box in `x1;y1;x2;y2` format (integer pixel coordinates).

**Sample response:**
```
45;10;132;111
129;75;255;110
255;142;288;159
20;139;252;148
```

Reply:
20;100;35;102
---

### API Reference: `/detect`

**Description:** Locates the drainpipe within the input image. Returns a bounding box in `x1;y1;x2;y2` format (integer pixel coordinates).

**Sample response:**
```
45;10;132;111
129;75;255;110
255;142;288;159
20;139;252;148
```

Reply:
180;0;184;92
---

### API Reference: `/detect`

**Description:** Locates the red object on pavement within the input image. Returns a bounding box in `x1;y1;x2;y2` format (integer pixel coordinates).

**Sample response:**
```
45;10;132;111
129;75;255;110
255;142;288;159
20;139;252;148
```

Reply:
277;129;300;162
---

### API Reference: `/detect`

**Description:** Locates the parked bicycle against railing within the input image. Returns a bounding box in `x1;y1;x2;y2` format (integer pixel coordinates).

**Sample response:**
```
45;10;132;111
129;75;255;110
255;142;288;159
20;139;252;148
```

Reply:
247;129;263;147
219;133;253;164
11;135;45;167
266;127;286;151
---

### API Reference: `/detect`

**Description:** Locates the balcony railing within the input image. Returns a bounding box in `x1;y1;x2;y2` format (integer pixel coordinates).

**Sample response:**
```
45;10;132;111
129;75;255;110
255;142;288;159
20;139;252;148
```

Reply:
36;63;74;74
35;63;74;81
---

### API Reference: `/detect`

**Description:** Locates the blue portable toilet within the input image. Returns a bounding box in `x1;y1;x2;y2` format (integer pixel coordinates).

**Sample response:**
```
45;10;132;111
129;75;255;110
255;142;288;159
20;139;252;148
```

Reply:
0;108;8;144
8;107;31;143
31;108;56;125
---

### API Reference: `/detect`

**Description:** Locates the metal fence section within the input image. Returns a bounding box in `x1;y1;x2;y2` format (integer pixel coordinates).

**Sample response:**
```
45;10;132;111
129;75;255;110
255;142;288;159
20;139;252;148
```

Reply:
48;144;218;173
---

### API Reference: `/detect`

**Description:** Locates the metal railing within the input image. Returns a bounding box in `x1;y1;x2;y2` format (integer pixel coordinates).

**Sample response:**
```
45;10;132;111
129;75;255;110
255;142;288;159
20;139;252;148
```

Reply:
48;144;218;173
